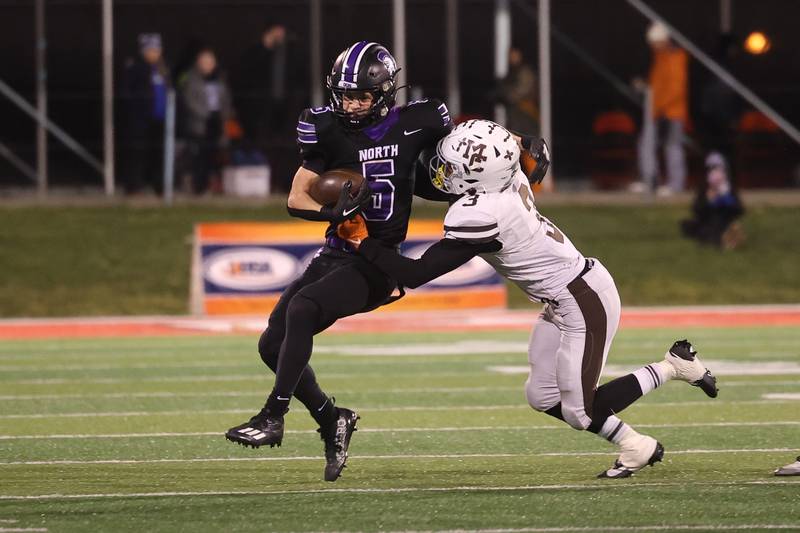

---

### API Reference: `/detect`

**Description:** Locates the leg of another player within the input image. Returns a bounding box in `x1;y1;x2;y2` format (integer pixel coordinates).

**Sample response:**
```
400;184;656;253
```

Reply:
225;256;340;450
268;263;387;481
258;270;337;428
524;307;564;419
258;330;335;426
557;264;663;478
265;264;377;415
592;341;718;421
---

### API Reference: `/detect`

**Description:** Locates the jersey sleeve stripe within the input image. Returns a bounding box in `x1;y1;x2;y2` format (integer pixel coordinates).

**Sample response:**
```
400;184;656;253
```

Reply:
297;125;316;133
437;103;452;126
443;222;498;233
297;120;316;129
445;228;499;241
445;232;500;244
297;138;318;144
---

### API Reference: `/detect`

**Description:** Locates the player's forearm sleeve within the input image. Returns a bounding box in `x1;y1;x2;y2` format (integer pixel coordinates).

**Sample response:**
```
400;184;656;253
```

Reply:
359;237;493;289
286;205;336;222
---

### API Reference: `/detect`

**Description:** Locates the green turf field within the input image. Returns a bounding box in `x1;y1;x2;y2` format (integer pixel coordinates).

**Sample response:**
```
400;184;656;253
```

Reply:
1;326;799;532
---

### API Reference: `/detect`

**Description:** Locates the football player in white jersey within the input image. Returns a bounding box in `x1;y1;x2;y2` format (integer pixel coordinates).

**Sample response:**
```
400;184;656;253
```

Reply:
338;119;719;478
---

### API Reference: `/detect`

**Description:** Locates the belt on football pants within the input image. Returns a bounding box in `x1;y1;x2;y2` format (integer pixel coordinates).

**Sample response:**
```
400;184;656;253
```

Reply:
325;235;359;253
576;258;595;279
325;235;401;254
539;259;594;308
323;235;407;310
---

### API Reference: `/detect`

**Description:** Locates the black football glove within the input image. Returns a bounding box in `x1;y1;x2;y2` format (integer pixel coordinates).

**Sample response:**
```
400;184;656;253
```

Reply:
526;138;551;185
287;180;373;223
513;131;551;185
325;180;373;222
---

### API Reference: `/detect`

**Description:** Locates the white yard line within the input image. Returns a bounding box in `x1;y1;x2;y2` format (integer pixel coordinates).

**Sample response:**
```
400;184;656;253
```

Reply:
490;360;800;377
2;421;799;442
382;526;800;533
0;361;251;372
0;386;524;401
0;529;47;532
1;398;797;420
0;371;489;385
3;380;800;402
0;405;535;419
1;448;797;467
1;479;798;501
762;393;800;400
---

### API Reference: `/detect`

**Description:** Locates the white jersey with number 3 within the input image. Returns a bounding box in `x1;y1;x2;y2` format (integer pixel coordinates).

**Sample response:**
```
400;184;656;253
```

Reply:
442;176;585;302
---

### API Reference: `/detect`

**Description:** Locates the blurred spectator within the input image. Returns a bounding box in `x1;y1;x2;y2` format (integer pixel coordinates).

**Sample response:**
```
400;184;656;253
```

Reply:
172;37;205;86
179;48;233;194
493;47;539;135
634;23;689;195
235;25;289;143
680;152;745;250
121;33;170;195
699;34;742;171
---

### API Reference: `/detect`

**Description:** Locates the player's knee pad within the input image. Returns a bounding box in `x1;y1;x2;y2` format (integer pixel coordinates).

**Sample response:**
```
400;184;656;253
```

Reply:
257;328;279;370
560;405;591;431
524;378;558;412
287;293;324;327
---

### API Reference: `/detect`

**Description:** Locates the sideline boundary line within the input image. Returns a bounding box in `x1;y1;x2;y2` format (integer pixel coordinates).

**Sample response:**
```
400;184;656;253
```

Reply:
2;304;800;339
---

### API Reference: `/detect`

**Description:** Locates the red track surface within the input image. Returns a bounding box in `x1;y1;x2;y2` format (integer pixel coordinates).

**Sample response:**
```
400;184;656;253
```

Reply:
1;306;799;340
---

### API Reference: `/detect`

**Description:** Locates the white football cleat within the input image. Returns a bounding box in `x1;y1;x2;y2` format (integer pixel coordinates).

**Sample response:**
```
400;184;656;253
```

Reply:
598;433;664;479
665;340;718;398
774;456;800;476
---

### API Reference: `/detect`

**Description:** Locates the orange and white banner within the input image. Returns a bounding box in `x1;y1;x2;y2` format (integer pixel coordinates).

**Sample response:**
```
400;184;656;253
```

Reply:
191;221;506;315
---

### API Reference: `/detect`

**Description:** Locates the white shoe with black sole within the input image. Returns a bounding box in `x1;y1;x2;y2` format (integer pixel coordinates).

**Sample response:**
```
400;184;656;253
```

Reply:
774;456;800;476
665;339;719;398
598;433;664;479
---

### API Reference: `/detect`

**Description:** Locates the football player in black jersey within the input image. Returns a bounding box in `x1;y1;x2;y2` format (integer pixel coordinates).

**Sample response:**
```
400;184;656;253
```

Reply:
225;41;453;481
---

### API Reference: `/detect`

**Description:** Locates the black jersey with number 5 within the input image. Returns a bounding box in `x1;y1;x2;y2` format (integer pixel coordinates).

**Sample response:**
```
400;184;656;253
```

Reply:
296;99;453;246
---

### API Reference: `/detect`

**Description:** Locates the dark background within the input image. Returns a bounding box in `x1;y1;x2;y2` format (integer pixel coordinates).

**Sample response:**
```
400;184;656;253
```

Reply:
1;0;798;189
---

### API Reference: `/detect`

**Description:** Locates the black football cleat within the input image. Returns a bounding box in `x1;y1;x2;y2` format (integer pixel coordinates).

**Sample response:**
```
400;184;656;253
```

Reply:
318;407;359;482
665;339;719;398
225;407;284;449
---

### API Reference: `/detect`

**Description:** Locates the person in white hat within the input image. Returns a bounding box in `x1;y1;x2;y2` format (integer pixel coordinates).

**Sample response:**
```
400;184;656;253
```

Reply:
633;22;689;196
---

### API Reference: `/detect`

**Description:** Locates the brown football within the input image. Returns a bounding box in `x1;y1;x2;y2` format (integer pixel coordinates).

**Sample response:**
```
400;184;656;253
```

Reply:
309;168;366;206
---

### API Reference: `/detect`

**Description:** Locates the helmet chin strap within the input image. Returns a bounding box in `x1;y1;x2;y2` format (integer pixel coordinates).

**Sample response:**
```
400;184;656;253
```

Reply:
394;83;410;95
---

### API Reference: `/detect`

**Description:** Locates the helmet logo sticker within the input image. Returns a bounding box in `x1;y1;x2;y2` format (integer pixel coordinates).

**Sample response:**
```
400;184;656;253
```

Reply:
455;138;488;171
377;50;397;76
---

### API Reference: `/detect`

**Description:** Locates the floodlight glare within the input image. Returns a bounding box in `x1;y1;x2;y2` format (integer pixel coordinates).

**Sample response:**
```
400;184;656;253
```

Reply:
745;31;771;55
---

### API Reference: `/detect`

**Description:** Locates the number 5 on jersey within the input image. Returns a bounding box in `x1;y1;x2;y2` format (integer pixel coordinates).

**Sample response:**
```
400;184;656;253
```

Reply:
361;160;396;221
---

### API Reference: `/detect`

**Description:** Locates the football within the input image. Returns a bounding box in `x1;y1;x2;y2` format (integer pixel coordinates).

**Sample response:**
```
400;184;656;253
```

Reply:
309;168;366;206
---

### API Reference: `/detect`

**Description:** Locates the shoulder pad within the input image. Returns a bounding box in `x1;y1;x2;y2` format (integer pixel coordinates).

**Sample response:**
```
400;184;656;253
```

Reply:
443;201;499;244
402;98;452;129
297;107;335;146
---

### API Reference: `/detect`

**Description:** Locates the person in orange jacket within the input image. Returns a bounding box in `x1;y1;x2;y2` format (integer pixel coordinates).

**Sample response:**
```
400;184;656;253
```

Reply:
635;22;689;195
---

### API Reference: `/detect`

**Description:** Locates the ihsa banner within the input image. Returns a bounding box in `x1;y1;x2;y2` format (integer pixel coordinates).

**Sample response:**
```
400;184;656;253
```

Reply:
191;221;505;315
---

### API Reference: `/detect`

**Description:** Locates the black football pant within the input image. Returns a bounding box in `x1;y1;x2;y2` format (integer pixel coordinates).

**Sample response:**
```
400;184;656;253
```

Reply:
258;247;394;423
